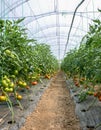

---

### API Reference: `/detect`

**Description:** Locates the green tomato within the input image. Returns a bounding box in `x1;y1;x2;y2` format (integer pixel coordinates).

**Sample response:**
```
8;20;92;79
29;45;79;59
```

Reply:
19;81;22;85
32;76;36;79
24;69;27;72
11;75;16;79
10;54;15;58
5;50;11;55
3;75;8;79
2;80;8;87
5;87;13;92
9;82;15;88
5;87;10;92
18;81;23;86
9;88;13;92
6;78;11;83
22;82;27;87
14;70;18;75
18;81;27;87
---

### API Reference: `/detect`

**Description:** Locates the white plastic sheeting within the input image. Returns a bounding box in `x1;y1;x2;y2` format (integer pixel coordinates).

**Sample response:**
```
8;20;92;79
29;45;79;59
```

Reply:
0;0;101;60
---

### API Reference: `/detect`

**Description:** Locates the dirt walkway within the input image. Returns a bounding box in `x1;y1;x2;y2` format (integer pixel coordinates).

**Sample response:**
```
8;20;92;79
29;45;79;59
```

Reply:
20;72;81;130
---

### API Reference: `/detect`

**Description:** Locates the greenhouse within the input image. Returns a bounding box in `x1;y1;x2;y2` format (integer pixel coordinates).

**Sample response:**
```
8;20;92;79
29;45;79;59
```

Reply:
0;0;101;130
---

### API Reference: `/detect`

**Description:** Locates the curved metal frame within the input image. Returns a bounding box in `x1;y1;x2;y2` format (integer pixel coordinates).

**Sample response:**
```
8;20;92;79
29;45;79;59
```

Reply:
1;1;95;55
1;0;30;17
23;11;95;25
35;37;82;48
45;39;79;45
30;24;87;34
1;0;99;22
39;36;79;42
33;34;83;39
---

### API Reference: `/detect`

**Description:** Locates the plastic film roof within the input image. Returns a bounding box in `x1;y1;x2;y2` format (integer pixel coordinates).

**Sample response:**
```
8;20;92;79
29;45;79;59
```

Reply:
0;0;101;60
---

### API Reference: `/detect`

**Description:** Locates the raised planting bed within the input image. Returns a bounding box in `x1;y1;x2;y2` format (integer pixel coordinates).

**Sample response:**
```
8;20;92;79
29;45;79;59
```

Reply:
67;79;101;130
0;78;51;130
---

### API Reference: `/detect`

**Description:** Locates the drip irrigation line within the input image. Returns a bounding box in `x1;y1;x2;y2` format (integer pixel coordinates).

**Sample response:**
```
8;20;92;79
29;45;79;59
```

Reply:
63;0;85;58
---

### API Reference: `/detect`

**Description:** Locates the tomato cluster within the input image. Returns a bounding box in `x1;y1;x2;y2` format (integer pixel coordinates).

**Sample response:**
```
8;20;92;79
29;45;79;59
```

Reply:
1;76;14;93
94;92;101;101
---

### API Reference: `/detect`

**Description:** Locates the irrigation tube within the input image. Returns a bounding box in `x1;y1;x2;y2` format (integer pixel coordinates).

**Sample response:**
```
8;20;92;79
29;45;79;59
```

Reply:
63;0;85;57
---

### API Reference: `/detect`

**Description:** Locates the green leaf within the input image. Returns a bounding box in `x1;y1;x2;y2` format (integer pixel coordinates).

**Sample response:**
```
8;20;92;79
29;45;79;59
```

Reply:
98;8;101;12
15;17;25;24
93;19;101;25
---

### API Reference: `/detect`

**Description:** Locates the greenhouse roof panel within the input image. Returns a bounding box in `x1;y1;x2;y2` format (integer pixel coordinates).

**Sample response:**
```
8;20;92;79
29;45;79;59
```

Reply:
0;0;101;60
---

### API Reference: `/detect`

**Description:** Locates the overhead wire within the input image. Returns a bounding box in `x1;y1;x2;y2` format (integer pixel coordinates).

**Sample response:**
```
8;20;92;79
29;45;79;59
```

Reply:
72;0;92;35
72;0;98;47
71;0;94;37
66;0;92;52
63;0;85;58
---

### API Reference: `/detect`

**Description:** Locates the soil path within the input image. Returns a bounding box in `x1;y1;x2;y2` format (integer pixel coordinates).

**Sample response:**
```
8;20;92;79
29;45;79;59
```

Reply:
20;72;81;130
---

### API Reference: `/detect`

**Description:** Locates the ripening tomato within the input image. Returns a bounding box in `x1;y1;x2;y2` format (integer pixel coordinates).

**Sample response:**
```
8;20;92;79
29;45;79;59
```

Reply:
0;96;7;101
45;74;50;79
31;81;38;85
16;95;22;100
93;92;98;97
75;82;80;87
26;86;30;89
98;96;101;101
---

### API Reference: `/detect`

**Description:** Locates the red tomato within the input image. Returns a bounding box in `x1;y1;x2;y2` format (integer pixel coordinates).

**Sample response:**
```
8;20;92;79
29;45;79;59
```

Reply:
31;81;38;85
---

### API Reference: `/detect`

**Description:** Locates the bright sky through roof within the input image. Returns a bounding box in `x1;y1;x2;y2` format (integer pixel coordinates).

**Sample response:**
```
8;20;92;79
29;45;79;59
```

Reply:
1;0;101;60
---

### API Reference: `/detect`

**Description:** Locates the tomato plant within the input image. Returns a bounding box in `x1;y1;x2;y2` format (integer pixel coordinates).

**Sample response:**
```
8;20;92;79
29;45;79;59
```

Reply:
61;10;101;102
0;18;59;122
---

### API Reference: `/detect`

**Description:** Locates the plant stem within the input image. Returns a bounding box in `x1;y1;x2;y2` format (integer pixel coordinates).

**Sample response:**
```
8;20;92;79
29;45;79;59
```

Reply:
95;122;101;129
